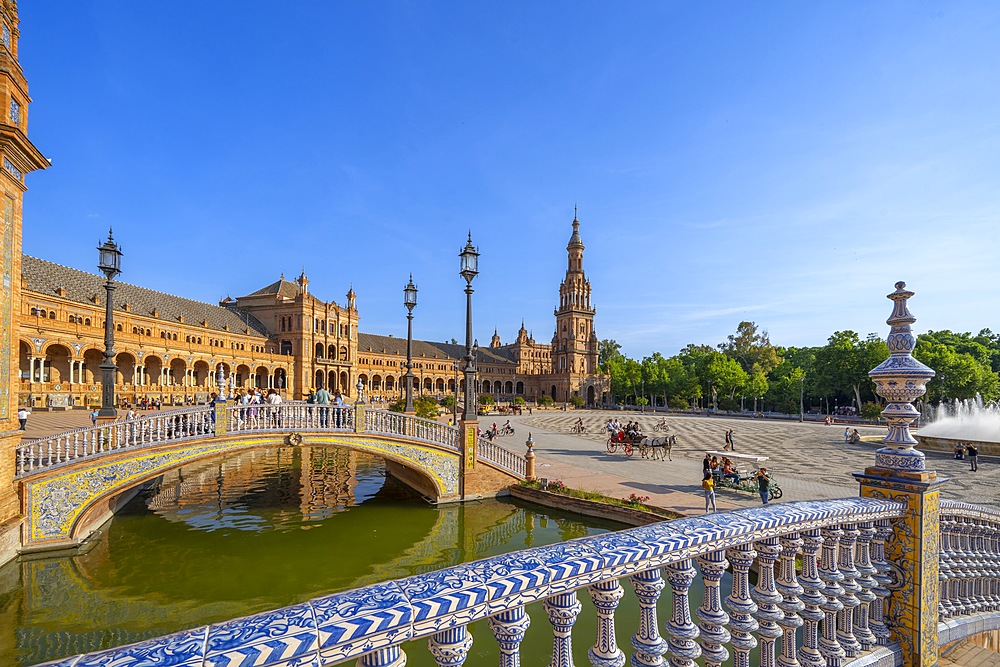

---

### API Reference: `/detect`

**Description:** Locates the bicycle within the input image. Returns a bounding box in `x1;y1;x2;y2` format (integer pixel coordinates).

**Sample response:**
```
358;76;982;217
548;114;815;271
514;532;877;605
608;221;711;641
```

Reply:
653;419;669;431
572;422;587;434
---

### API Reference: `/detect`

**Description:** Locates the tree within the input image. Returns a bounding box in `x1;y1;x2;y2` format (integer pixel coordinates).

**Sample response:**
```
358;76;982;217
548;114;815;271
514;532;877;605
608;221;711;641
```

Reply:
746;369;769;413
599;339;623;370
439;395;455;409
915;339;1000;402
538;395;554;407
414;397;439;419
719;321;782;375
479;394;495;407
705;353;748;402
513;396;526;406
814;331;887;411
569;395;585;408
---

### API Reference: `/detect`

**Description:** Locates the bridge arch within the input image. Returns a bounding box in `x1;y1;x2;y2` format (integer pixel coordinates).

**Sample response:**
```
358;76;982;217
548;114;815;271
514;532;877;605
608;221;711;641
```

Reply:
21;432;462;552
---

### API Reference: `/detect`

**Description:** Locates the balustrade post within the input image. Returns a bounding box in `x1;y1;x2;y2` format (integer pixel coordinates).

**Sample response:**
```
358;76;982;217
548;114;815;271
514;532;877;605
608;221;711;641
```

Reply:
489;607;531;667
797;529;825;667
854;522;878;650
818;526;846;667
835;525;861;657
588;579;626;667
855;280;943;667
726;543;758;667
752;537;783;667
355;402;366;434
776;534;804;667
664;559;701;667
544;591;583;667
696;550;730;667
428;626;473;667
214;397;228;437
630;568;668;667
357;646;406;667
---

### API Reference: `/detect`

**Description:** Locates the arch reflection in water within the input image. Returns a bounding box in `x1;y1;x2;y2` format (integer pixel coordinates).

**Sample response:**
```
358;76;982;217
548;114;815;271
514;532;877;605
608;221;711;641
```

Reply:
0;447;620;667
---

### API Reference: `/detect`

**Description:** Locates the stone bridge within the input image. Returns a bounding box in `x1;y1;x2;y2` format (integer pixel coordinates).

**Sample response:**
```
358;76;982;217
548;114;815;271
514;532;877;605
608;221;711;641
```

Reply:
14;401;527;553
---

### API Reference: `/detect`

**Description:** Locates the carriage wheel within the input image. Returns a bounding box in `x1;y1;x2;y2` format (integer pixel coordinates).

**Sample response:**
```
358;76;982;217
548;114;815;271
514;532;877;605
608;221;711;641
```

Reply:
606;440;616;454
624;443;634;457
770;486;783;500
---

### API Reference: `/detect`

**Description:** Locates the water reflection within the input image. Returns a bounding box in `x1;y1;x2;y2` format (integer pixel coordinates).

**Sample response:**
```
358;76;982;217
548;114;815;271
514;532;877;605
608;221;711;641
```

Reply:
0;447;618;667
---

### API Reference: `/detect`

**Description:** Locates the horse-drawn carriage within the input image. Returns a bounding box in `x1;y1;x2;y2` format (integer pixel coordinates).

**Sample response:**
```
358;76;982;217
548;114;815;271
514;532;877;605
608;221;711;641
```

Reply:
706;451;783;499
606;431;675;460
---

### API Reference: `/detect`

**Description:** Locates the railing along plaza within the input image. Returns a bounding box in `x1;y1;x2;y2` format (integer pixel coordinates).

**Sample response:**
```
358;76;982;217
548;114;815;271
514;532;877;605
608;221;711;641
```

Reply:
15;401;522;478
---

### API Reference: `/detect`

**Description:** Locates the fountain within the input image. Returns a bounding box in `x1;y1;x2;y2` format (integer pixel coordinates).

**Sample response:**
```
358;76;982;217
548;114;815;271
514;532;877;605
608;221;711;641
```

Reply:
915;397;1000;456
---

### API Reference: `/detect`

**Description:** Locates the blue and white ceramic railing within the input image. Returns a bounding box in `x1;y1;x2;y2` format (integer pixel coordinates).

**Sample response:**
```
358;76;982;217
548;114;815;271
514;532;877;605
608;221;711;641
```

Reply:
15;402;529;478
15;406;215;476
938;500;1000;621
36;498;908;667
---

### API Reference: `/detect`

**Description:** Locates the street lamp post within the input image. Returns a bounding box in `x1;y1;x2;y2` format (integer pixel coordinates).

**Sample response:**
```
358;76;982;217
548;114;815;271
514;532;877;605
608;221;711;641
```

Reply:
403;275;418;414
97;229;122;421
452;362;459;425
799;376;805;422
459;233;479;422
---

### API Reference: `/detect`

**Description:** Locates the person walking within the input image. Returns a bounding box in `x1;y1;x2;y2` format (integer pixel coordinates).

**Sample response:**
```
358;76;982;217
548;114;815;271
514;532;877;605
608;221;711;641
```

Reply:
968;443;979;472
756;468;772;505
17;406;29;430
90;408;99;426
702;472;717;513
726;429;735;451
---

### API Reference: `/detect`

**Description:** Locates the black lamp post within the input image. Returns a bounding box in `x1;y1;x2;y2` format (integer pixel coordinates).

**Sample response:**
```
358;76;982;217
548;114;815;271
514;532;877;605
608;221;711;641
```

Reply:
799;375;805;422
97;229;122;420
459;233;479;422
452;361;459;425
403;275;418;414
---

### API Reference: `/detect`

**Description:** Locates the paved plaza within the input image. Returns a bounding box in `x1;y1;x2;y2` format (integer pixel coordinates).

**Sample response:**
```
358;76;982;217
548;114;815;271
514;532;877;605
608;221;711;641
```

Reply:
502;410;1000;514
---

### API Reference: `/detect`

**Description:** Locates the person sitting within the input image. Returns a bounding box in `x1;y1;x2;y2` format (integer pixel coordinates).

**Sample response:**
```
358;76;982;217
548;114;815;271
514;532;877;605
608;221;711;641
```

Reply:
710;456;721;480
849;429;861;444
954;443;965;460
722;458;741;484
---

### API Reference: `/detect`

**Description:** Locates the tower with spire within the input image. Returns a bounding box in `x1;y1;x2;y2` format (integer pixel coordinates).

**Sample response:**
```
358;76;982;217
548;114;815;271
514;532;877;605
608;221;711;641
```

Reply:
550;210;600;396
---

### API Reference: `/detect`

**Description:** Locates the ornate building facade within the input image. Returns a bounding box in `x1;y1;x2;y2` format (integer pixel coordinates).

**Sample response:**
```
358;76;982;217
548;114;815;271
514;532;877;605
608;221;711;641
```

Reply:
15;216;609;410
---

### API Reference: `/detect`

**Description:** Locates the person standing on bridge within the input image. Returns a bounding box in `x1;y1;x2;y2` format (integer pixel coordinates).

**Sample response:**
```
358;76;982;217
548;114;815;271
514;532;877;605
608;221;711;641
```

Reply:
315;385;331;427
17;406;29;430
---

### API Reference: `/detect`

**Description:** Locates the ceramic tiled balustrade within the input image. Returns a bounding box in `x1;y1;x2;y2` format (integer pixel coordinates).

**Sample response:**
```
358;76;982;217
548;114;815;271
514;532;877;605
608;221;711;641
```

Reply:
36;497;943;667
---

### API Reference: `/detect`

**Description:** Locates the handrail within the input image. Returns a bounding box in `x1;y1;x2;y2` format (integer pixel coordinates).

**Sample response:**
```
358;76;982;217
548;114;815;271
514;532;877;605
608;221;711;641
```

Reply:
15;406;214;478
15;402;526;481
37;498;908;667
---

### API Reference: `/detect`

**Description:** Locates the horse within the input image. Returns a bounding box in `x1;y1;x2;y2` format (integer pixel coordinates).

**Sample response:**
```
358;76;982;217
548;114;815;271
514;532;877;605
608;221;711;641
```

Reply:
640;434;675;461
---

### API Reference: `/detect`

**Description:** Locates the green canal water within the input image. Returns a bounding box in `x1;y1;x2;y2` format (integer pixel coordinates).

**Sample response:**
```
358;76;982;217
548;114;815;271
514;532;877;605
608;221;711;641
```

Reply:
0;447;643;667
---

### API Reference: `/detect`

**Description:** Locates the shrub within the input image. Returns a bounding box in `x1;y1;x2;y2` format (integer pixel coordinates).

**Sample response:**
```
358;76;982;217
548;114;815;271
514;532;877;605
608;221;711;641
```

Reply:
439;395;455;409
479;394;495;406
861;402;883;421
387;399;405;413
538;395;554;407
513;396;526;406
569;395;585;408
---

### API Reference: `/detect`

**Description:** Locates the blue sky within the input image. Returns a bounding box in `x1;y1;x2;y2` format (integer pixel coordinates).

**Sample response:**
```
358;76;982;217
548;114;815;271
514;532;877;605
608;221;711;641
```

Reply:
17;2;1000;359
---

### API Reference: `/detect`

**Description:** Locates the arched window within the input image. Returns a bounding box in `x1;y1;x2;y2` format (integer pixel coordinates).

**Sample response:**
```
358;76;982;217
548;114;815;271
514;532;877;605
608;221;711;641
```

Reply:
84;318;91;326
117;324;123;332
49;311;56;319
